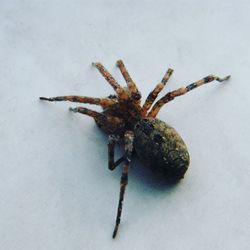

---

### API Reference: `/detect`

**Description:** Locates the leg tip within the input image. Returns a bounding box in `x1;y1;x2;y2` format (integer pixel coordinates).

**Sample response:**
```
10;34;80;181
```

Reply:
40;97;50;101
69;107;77;112
168;68;174;74
217;75;231;82
116;59;123;66
112;230;117;239
224;75;231;81
92;62;102;68
112;224;119;239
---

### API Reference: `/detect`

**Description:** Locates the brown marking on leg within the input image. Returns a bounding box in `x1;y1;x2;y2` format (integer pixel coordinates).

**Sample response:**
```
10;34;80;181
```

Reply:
93;62;129;100
40;96;116;108
141;68;174;116
148;74;231;118
112;131;134;239
116;60;141;100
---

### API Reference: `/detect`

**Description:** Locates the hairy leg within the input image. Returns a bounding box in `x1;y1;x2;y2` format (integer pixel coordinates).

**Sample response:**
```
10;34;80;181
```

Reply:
69;106;107;122
116;59;141;100
40;96;116;108
92;62;129;100
108;135;125;171
148;74;231;118
142;68;174;116
113;131;134;239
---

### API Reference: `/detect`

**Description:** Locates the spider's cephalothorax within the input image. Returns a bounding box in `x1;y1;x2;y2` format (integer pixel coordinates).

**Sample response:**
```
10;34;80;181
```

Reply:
40;60;230;238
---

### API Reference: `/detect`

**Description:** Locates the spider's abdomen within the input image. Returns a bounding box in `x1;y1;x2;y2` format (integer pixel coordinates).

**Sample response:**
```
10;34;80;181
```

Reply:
133;118;190;181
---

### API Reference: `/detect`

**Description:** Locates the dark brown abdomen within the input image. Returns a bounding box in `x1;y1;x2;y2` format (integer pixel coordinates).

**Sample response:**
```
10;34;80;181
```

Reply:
133;118;190;181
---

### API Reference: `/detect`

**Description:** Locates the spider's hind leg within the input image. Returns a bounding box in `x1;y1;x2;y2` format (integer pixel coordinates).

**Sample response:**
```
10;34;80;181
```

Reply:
108;135;125;171
148;74;231;118
113;131;134;239
142;68;174;116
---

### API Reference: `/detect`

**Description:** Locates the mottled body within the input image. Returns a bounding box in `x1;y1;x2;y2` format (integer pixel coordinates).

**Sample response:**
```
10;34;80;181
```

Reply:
134;118;189;181
40;60;230;238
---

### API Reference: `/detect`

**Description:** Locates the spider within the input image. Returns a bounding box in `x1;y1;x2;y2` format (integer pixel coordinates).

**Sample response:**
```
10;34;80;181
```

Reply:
40;60;230;238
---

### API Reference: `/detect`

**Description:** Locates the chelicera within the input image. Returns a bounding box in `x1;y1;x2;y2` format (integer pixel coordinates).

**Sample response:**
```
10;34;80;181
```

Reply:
40;60;230;238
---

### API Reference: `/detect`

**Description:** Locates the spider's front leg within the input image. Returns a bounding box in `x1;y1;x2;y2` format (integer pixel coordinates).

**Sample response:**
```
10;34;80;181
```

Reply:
69;106;107;121
112;131;134;239
116;59;141;101
40;95;115;108
92;62;129;100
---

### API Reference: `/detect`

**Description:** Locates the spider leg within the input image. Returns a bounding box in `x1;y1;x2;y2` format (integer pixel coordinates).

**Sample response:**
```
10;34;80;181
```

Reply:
92;62;129;100
108;135;125;171
40;96;116;108
116;59;141;100
141;68;174;116
69;106;106;122
148;74;231;118
112;131;134;239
